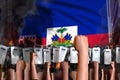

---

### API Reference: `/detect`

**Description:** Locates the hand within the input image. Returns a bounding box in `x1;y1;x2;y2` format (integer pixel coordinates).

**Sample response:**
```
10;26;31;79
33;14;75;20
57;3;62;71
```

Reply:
45;62;51;70
24;63;30;72
30;52;37;63
61;61;69;80
93;61;99;69
92;61;99;80
61;61;69;70
111;61;115;71
110;61;115;80
16;60;25;70
74;35;88;53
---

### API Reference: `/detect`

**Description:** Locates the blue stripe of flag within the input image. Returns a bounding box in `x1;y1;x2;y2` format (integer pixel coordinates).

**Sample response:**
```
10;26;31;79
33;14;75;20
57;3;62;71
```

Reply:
22;0;108;38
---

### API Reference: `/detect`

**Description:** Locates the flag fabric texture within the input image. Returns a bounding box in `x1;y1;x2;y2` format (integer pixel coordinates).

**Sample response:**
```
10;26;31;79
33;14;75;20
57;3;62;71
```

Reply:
22;0;109;47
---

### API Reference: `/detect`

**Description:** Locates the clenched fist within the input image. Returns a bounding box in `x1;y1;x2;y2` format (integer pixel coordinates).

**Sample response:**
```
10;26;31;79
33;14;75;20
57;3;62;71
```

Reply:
74;35;88;52
16;60;25;70
30;52;37;63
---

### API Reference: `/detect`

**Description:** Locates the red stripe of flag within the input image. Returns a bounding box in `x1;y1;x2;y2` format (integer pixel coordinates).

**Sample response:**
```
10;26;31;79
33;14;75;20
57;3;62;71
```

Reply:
36;33;109;47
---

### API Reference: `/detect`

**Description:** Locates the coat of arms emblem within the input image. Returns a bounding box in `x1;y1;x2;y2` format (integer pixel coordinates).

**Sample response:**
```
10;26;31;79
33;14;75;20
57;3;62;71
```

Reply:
47;26;78;47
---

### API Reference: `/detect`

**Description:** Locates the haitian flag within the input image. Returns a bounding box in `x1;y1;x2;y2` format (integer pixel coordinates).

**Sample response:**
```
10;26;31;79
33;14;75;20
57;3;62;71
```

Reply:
22;0;109;47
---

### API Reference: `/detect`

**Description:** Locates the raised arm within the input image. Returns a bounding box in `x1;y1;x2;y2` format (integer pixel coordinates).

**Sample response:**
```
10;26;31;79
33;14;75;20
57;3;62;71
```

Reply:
30;52;38;80
16;60;25;80
74;35;88;80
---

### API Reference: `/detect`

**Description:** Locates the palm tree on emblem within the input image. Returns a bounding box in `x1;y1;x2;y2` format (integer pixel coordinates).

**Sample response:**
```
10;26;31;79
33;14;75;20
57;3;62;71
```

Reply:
57;28;67;44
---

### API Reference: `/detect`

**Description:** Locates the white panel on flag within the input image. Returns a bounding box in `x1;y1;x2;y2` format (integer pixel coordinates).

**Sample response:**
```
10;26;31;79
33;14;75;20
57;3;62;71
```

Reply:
104;49;112;65
43;48;51;63
92;47;100;63
11;46;20;64
116;47;120;63
70;47;78;63
46;26;78;46
23;48;33;63
34;48;43;64
0;45;8;64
